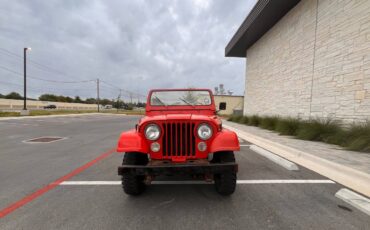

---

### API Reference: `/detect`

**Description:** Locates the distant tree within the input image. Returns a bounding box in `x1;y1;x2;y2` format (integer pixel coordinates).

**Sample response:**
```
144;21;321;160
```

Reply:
39;94;58;102
74;96;82;103
5;92;23;100
85;98;97;104
136;102;146;107
182;91;197;104
100;99;112;106
113;100;125;109
65;96;73;103
126;103;134;110
0;93;4;98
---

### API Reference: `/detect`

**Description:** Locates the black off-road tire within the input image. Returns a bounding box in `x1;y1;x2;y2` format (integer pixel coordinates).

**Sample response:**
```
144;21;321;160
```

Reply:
213;151;237;196
122;152;148;196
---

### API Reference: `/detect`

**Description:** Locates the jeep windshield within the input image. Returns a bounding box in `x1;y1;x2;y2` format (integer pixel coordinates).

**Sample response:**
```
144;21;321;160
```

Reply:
150;90;212;106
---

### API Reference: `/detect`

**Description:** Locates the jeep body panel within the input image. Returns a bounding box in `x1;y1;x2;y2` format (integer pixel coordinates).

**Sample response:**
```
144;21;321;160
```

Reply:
116;89;239;162
117;130;149;153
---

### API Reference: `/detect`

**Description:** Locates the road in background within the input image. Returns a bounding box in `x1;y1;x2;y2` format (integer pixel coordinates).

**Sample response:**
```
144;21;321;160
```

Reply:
0;115;369;229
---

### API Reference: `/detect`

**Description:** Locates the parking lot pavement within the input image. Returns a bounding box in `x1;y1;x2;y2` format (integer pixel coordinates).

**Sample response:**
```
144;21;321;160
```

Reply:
1;115;369;229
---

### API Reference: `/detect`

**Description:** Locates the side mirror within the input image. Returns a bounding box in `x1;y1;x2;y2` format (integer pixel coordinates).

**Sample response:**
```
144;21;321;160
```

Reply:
219;102;226;110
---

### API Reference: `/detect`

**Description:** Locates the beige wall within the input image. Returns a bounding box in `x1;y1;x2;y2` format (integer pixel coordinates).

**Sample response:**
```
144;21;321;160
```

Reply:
214;95;244;115
245;0;370;123
0;99;98;110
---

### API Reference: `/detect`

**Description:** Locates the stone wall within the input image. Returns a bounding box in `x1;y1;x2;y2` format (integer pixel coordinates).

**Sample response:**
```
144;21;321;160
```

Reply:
244;0;370;123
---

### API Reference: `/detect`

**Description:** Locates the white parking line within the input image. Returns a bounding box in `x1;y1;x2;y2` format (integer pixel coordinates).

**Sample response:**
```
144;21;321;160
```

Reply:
60;179;334;185
240;144;251;147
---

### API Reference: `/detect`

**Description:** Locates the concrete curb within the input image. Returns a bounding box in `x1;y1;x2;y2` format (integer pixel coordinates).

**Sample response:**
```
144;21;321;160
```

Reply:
0;113;127;120
335;188;370;216
250;145;299;171
224;123;370;197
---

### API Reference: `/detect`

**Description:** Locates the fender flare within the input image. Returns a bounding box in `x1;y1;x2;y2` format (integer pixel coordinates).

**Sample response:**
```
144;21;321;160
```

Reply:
209;129;240;153
116;129;149;153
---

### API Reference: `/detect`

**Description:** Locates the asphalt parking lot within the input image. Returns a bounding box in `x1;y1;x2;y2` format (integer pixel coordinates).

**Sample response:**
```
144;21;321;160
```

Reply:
0;114;369;229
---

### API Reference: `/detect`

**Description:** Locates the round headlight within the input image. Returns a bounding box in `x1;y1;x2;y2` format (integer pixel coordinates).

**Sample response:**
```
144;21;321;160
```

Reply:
150;142;160;152
145;124;161;140
197;123;213;140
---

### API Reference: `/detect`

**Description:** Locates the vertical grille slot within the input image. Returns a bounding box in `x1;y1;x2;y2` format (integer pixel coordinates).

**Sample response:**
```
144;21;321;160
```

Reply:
162;122;196;157
191;123;195;156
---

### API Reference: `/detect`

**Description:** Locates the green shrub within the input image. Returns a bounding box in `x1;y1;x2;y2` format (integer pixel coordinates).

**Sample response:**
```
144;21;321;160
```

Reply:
227;116;234;121
296;119;342;142
227;113;370;153
345;122;370;152
227;115;237;122
259;116;279;130
275;117;300;135
227;115;243;122
239;116;249;124
234;115;243;123
248;115;260;126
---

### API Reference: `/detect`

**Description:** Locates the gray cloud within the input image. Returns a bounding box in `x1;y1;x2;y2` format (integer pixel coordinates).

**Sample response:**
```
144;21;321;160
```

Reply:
0;0;256;100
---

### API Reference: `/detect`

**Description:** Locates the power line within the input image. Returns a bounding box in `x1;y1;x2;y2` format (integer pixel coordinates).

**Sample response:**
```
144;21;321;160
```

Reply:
100;80;146;98
0;79;95;93
0;47;146;99
0;48;66;74
0;65;134;99
0;48;91;81
0;65;95;84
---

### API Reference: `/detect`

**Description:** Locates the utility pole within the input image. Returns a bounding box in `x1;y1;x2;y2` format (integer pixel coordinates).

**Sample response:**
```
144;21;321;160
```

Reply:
22;47;31;115
130;92;133;104
97;78;100;112
117;89;121;112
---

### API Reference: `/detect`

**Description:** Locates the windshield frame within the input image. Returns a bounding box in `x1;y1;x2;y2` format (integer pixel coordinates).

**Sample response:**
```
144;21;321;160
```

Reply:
149;89;213;107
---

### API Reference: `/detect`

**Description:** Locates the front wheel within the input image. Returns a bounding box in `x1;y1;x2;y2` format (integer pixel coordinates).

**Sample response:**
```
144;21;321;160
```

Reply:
121;152;148;195
213;151;237;196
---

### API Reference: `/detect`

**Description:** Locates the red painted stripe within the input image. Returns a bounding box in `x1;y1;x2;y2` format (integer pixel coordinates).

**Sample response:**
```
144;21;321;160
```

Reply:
0;148;115;219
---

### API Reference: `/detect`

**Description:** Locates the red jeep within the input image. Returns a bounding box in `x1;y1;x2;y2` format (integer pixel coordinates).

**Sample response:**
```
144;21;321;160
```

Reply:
117;89;240;195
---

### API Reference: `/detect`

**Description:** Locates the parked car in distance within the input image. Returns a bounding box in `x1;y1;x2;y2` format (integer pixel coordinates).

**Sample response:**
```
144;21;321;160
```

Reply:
43;104;57;109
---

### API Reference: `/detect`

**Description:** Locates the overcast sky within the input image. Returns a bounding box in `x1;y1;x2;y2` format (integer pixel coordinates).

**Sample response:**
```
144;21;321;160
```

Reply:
0;0;256;101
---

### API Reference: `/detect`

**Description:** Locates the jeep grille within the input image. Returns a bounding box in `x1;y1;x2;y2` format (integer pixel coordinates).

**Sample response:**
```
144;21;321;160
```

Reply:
162;122;196;157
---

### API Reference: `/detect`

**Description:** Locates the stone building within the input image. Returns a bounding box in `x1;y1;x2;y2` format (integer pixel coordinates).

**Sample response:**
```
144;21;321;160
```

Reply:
226;0;370;123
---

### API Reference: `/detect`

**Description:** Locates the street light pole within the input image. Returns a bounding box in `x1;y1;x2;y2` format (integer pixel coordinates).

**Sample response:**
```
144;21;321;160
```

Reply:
97;78;100;112
23;47;31;112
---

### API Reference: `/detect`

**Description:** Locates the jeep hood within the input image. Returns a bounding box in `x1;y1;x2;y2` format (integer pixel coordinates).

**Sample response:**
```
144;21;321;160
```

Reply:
139;114;220;126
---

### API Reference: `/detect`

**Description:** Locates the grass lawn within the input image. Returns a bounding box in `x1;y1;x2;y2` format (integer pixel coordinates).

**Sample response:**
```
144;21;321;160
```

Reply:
0;109;145;117
0;111;20;117
29;110;97;116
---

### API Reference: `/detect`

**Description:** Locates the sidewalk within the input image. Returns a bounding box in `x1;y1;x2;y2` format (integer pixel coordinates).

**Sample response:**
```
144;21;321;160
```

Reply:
223;120;370;197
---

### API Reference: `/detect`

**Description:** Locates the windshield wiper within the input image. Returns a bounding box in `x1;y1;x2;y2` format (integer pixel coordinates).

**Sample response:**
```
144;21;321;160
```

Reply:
154;95;166;106
179;98;195;107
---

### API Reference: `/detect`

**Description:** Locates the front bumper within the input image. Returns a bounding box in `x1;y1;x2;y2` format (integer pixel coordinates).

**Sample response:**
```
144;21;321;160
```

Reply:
118;161;238;176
